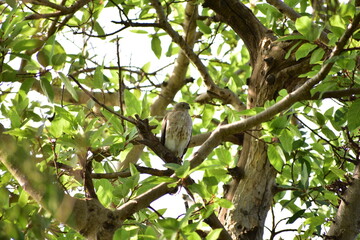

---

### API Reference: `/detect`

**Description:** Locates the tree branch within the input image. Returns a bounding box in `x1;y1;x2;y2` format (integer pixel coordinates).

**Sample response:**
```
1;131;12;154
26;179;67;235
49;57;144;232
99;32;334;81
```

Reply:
203;0;271;65
150;0;199;117
266;0;328;43
308;87;360;100
266;0;301;21
92;166;173;179
0;133;122;240
69;75;137;125
150;0;245;111
25;0;91;20
326;163;360;240
189;11;360;169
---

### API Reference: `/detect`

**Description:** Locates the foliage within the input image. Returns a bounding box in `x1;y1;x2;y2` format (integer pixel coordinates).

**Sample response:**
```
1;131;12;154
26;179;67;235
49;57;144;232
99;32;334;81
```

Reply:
0;0;359;239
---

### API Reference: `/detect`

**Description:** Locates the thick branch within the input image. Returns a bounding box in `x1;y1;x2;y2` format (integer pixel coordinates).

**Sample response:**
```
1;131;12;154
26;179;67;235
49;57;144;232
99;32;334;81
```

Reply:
150;0;199;117
150;0;245;111
309;88;360;100
326;164;360;240
266;0;301;21
203;0;271;64
92;166;173;179
25;0;91;20
189;12;360;169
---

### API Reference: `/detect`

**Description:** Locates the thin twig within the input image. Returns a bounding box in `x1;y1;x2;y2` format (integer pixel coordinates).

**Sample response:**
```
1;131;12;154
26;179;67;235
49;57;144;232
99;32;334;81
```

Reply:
68;75;136;125
116;37;126;131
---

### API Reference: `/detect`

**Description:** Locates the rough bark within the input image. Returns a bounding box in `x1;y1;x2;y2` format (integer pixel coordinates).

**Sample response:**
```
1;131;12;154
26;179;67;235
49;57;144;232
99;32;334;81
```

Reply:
326;164;360;240
203;0;270;65
203;1;360;239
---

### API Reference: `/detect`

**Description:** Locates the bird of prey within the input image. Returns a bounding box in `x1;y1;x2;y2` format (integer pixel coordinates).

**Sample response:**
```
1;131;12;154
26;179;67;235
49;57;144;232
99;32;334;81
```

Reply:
161;102;192;159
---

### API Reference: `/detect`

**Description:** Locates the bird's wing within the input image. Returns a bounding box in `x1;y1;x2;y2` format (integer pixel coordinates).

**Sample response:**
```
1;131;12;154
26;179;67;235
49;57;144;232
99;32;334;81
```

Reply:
160;113;168;145
181;114;192;158
181;132;191;158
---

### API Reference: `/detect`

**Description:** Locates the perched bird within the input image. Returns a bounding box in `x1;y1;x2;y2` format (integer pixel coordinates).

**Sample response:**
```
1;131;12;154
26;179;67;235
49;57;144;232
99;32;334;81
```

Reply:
161;102;192;159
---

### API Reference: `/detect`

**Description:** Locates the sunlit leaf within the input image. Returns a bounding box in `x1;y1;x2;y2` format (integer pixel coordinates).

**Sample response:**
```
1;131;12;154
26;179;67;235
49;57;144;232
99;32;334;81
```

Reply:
94;66;104;88
310;48;325;64
59;73;79;101
347;99;360;131
295;43;317;61
13;39;43;52
287;209;305;224
205;229;223;240
197;20;211;34
124;90;141;116
40;77;54;102
279;129;293;153
267;144;285;172
295;16;322;41
151;35;162;59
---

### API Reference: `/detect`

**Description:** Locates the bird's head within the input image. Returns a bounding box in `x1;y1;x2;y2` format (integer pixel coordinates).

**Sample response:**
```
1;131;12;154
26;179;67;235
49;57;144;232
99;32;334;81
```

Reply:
173;102;190;111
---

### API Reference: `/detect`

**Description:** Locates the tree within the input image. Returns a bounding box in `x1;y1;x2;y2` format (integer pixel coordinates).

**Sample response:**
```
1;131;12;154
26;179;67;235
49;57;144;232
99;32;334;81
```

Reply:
0;0;359;239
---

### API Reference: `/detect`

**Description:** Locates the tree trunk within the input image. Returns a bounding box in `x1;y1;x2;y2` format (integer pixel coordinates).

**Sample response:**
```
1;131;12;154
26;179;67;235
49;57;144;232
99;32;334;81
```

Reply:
226;134;276;239
216;33;311;239
326;164;360;240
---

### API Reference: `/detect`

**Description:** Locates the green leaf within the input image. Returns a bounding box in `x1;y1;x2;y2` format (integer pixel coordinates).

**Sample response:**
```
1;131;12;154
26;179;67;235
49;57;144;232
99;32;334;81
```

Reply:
49;118;68;138
19;78;35;93
54;106;76;123
202;105;215;128
285;41;301;59
94;66;104;88
295;16;322;41
310;48;325;64
287;209;305;224
94;21;105;38
304;216;325;226
5;0;17;8
321;126;337;140
158;218;180;230
197;20;211;34
141;93;149;118
279;129;293;153
215;148;232;165
205;229;223;240
101;110;124;134
40;77;54;102
124;90;141;116
130;29;148;34
347;99;360;131
52;53;66;67
59;73;79;101
151;35;162;59
276;35;307;41
267;144;285;172
329;166;346;179
175;160;190;178
18;190;29;207
270;115;288;131
37;50;50;67
13;39;43;52
300;158;311;188
295;43;317;61
216;198;233;208
113;227;131;239
0;70;17;82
